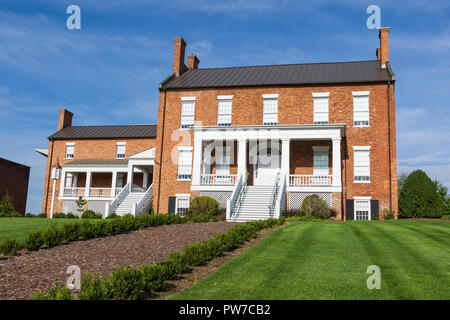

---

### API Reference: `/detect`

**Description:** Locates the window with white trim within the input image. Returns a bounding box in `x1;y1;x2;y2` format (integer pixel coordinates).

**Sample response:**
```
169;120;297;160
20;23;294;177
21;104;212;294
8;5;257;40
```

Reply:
116;142;126;159
180;98;195;128
263;95;278;125
217;97;232;126
313;93;329;124
177;148;193;180
65;143;74;159
354;199;371;220
354;146;370;182
215;146;231;175
353;92;370;127
175;195;190;216
313;147;329;175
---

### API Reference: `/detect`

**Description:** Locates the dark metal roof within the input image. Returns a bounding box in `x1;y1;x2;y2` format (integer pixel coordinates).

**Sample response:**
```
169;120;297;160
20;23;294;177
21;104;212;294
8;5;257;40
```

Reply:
62;159;128;166
161;60;392;89
49;125;157;140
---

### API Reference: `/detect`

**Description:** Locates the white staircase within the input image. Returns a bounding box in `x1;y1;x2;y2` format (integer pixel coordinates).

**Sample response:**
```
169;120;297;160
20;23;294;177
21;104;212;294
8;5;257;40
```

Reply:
229;185;277;221
114;192;145;215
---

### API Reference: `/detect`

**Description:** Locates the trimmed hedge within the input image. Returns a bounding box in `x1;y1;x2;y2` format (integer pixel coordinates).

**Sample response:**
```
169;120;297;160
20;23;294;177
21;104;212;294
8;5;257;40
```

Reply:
33;217;285;300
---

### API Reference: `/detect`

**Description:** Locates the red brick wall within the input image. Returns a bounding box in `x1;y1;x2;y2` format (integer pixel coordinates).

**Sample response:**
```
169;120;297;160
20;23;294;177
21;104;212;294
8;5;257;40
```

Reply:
153;83;398;217
42;138;156;215
0;158;30;215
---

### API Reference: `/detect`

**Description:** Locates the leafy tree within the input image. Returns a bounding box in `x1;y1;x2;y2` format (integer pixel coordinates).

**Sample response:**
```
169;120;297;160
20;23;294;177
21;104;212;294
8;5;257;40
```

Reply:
434;180;450;216
398;170;444;218
76;196;87;215
397;172;408;196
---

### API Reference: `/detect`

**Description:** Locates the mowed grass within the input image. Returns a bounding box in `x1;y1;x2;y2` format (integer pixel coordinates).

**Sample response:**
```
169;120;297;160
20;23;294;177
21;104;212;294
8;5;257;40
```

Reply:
171;220;450;300
0;218;100;244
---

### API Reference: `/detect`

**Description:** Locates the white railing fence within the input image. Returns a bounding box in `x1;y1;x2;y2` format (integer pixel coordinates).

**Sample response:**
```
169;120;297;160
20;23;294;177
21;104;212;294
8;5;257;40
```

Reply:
289;174;332;186
63;187;85;197
268;170;281;216
89;188;112;198
133;184;154;216
106;182;130;217
201;174;238;186
226;173;248;220
275;174;287;218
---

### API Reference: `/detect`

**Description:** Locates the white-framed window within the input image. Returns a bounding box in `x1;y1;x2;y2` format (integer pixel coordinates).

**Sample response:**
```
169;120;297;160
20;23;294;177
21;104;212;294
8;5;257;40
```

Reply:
353;146;371;183
354;197;371;220
175;194;191;216
313;146;329;175
116;142;126;159
217;96;232;126
313;92;329;124
64;173;73;187
180;97;196;129
177;147;193;180
353;91;370;127
215;146;231;175
65;143;74;159
263;94;278;125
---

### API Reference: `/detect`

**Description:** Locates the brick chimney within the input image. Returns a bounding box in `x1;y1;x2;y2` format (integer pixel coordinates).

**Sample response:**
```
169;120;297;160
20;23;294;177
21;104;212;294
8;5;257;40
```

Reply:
188;54;200;70
173;37;186;76
58;109;73;131
377;27;390;68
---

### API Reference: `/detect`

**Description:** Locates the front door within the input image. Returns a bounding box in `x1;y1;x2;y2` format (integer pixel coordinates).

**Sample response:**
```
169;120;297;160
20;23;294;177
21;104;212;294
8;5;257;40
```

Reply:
254;146;280;185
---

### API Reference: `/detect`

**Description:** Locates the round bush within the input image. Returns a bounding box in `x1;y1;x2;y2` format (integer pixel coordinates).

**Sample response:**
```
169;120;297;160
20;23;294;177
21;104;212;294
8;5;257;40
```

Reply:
301;194;331;219
399;170;444;218
188;196;219;220
24;230;44;250
81;210;96;219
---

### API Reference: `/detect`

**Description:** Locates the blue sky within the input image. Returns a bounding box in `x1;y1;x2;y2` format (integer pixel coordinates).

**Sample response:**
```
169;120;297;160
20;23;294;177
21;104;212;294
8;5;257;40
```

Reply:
0;0;449;213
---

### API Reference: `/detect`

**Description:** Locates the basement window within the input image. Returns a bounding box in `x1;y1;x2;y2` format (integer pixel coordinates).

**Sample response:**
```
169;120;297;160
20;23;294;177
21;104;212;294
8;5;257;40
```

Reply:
116;142;126;159
175;194;190;216
354;198;371;220
65;143;74;159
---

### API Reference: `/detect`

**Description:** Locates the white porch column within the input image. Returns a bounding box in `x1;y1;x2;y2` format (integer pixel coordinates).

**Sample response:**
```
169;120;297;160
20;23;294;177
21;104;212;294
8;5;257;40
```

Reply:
128;165;134;192
59;168;67;196
110;171;117;197
143;170;148;189
281;138;290;178
237;138;247;175
84;170;92;197
192;138;203;185
332;137;342;187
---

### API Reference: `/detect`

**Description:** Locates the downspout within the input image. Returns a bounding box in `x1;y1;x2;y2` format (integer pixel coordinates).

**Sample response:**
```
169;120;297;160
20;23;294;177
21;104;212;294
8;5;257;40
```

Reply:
387;80;392;212
156;88;167;214
44;139;54;213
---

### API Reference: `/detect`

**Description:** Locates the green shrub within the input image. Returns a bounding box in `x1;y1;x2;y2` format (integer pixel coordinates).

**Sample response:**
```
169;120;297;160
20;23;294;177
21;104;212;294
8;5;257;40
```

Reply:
53;212;66;218
81;210;97;219
79;220;97;238
62;223;81;242
32;282;74;300
0;192;20;217
24;230;44;251
283;209;302;217
78;272;110;300
0;238;20;256
65;212;78;219
42;224;64;247
381;209;395;220
399;170;445;218
37;212;47;218
139;263;171;292
186;196;220;221
25;213;35;218
104;266;144;300
106;212;119;219
301;194;331;219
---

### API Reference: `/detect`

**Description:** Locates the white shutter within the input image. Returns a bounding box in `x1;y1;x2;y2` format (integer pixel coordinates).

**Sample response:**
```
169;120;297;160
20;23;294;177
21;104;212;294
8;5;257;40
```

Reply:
353;95;369;126
314;97;329;124
217;99;232;126
263;98;278;125
181;100;195;128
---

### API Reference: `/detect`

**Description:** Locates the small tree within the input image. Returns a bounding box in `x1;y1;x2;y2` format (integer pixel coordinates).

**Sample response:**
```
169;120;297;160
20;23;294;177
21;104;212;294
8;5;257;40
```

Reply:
399;170;444;218
76;196;87;215
0;192;17;217
434;180;450;216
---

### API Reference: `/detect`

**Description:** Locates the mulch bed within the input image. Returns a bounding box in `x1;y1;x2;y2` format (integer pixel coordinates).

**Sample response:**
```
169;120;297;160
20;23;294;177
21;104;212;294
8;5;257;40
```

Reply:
0;222;238;300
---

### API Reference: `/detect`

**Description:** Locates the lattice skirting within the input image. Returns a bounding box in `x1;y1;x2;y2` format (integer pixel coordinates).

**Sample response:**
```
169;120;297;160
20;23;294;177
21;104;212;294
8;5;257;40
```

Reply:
199;191;232;209
288;192;332;209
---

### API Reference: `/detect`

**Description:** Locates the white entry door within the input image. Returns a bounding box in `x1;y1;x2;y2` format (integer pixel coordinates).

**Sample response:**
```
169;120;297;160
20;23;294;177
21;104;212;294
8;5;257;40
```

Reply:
254;149;280;185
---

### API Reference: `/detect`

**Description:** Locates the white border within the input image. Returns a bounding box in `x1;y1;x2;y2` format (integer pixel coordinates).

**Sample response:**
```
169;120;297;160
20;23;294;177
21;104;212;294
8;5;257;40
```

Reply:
262;94;279;99
181;96;196;101
352;91;370;96
217;95;233;100
312;92;330;98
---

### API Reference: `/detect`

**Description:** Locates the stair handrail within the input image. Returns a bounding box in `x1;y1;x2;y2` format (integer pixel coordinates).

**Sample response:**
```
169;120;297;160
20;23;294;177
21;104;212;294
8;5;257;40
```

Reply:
268;170;281;216
226;172;248;220
275;173;287;218
135;183;154;215
108;182;130;215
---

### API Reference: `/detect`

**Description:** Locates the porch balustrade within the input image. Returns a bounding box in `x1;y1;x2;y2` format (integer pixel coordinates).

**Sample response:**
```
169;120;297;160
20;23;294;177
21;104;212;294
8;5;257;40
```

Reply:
200;174;238;186
63;187;85;197
289;174;332;186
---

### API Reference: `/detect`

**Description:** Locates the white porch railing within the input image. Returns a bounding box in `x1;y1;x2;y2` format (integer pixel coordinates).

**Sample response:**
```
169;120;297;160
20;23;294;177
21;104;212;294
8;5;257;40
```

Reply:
89;188;112;198
275;174;287;218
289;174;332;186
201;174;238;186
226;173;248;220
268;171;281;217
133;184;154;216
106;182;130;217
63;187;85;197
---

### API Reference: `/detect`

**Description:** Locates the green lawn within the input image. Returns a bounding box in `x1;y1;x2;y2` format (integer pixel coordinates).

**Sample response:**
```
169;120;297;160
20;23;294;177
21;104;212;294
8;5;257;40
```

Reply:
0;218;100;244
171;220;450;300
